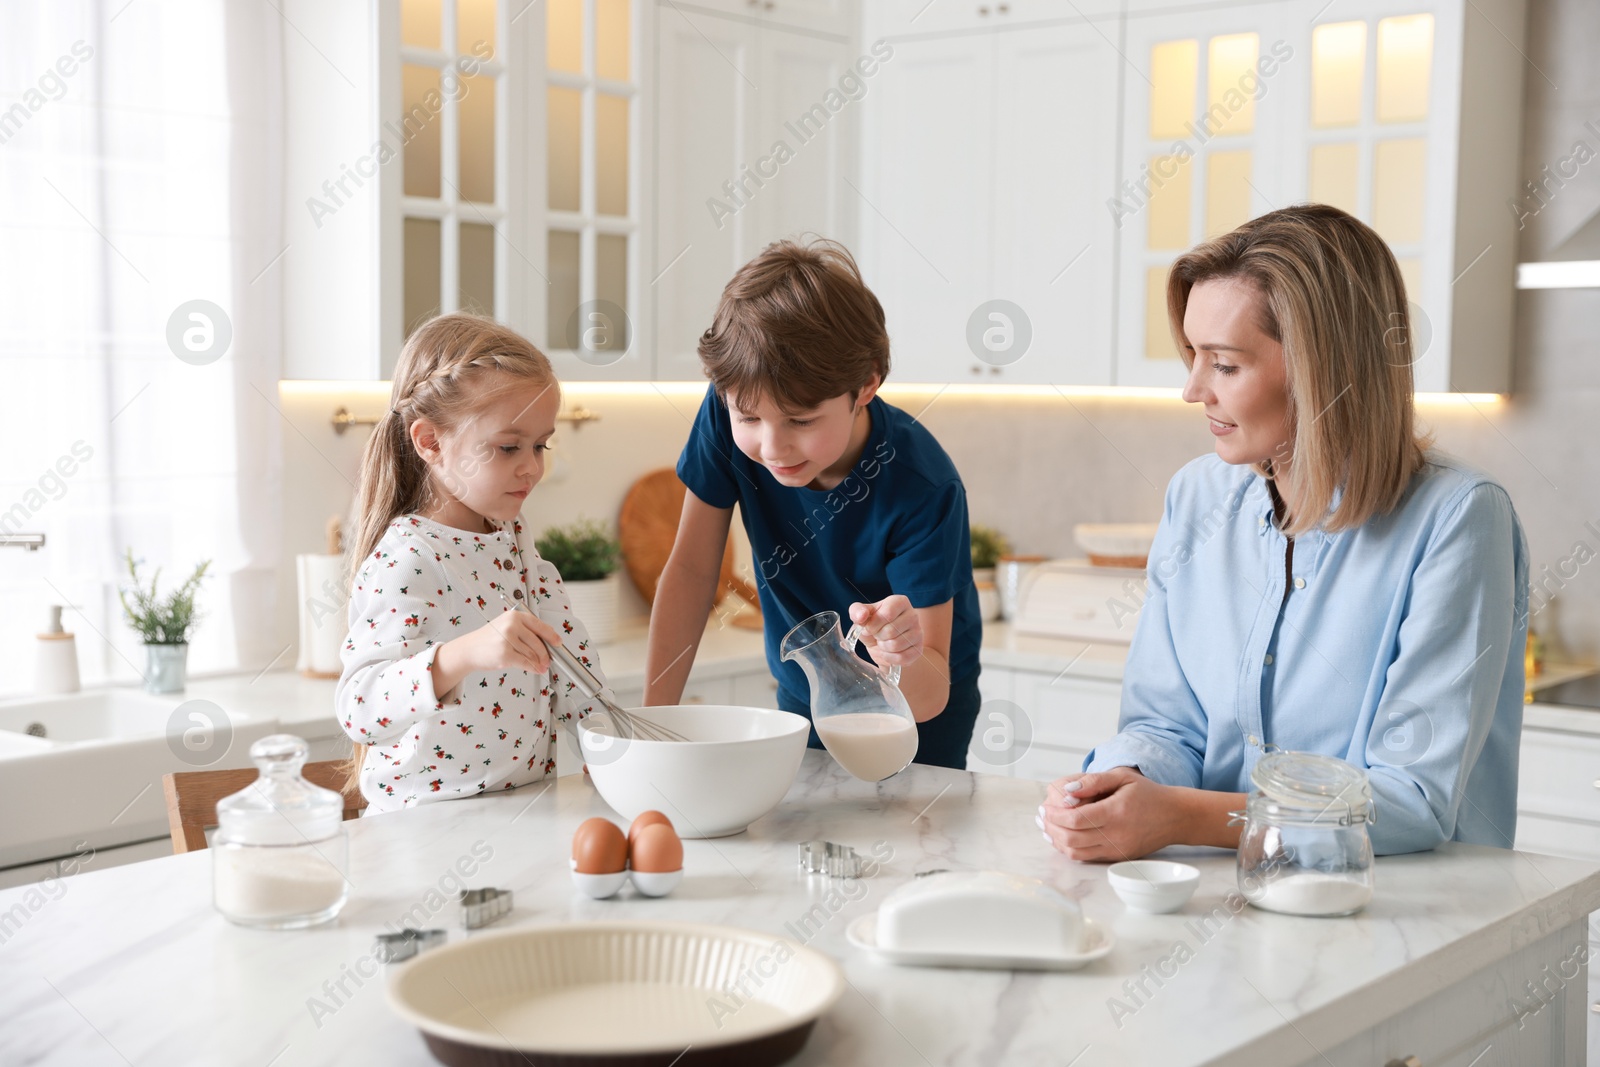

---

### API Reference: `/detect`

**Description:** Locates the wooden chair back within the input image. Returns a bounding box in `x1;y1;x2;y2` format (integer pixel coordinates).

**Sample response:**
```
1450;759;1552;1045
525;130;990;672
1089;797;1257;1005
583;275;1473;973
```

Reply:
160;760;366;854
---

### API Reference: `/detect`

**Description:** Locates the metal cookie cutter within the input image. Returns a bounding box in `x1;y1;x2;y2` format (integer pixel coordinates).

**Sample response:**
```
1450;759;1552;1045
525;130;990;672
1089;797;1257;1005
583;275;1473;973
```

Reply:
374;927;447;964
458;887;514;929
799;840;863;879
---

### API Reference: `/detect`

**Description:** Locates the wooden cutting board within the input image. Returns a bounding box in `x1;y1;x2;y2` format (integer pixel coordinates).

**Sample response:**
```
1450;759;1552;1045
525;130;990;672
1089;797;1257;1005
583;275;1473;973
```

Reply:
618;469;761;626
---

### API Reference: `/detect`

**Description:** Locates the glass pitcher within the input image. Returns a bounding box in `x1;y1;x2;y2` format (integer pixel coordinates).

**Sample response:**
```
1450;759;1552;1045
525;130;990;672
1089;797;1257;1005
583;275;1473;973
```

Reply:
779;610;918;782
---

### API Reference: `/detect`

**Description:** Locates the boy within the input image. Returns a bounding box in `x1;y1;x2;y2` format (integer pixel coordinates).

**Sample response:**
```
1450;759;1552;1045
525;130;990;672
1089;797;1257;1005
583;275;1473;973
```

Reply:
644;238;982;768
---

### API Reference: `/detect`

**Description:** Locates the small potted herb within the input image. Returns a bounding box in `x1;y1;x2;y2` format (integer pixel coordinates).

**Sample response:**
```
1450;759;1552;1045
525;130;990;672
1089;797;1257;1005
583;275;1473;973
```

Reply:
536;519;623;644
118;549;211;693
970;525;1009;622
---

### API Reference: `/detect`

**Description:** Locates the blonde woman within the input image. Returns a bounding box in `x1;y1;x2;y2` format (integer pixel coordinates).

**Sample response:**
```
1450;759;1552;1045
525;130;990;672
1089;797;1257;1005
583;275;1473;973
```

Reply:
336;314;607;812
1040;205;1529;858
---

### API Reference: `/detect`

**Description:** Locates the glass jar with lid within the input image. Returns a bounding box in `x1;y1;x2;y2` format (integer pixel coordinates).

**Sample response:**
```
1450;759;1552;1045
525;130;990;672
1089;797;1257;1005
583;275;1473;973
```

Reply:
1233;751;1375;917
213;734;350;929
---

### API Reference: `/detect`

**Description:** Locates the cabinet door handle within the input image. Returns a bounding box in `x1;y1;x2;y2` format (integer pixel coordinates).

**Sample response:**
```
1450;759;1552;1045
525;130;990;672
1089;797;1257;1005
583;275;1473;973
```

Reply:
1383;1057;1422;1067
978;4;990;14
998;2;1010;10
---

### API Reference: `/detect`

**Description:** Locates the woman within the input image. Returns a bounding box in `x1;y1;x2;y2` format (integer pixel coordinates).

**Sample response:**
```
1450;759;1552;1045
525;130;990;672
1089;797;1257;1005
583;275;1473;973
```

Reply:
1040;205;1529;859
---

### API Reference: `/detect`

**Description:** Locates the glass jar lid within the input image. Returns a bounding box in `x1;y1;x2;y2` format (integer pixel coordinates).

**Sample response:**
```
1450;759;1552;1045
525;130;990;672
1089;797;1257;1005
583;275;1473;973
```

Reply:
1249;751;1373;826
215;734;346;846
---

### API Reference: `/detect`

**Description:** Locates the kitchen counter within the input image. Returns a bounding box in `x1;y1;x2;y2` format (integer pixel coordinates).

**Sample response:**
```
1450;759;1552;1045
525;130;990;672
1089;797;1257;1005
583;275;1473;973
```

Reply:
3;751;1596;1066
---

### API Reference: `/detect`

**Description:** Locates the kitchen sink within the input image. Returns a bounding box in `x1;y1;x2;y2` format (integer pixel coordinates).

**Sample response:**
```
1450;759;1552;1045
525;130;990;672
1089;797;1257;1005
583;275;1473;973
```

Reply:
0;688;282;868
0;690;184;745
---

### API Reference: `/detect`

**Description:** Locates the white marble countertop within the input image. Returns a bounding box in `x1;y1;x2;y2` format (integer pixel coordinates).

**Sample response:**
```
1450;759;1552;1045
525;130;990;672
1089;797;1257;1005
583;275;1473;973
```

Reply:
4;751;1598;1066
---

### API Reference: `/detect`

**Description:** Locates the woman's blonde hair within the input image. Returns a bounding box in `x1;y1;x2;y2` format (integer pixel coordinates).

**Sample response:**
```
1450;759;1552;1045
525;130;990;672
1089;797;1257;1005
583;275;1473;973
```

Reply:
1166;203;1430;536
340;313;555;797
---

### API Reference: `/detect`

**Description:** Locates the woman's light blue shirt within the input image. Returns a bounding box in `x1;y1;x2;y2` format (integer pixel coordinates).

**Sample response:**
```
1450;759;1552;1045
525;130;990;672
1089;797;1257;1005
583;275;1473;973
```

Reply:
1084;451;1530;855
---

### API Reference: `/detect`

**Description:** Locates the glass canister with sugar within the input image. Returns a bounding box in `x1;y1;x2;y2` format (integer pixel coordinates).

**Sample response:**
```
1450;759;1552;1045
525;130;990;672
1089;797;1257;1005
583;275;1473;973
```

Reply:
1233;750;1375;917
212;734;350;929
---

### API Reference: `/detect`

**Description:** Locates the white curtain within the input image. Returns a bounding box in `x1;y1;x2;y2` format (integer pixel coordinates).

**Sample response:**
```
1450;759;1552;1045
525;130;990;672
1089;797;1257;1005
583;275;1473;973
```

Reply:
0;0;285;689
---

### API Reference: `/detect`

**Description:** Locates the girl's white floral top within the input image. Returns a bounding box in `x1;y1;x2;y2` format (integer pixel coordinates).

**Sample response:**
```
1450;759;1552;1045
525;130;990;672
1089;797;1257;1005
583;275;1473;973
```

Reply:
336;514;606;813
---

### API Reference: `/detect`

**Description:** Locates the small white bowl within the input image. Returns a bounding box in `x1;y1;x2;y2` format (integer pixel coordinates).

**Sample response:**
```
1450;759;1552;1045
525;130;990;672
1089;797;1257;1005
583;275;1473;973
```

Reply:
629;869;683;898
1106;861;1200;913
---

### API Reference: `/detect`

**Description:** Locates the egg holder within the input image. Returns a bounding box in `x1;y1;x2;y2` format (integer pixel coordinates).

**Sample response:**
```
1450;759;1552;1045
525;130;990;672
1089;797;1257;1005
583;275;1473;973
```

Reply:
570;861;683;900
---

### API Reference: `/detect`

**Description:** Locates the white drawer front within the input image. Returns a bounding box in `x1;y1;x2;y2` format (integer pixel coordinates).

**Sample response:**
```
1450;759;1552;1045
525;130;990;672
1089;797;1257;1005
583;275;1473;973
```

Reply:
1012;744;1089;783
1010;673;1122;752
1516;729;1600;823
1513;813;1600;863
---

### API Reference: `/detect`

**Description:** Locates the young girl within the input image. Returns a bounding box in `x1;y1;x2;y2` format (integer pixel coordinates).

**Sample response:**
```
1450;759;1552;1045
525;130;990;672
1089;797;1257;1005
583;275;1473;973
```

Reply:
336;314;607;813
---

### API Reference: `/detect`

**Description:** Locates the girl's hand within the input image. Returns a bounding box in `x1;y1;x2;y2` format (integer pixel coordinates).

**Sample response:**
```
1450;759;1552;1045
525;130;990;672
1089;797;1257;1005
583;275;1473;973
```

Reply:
1037;767;1190;862
448;608;562;677
847;595;923;667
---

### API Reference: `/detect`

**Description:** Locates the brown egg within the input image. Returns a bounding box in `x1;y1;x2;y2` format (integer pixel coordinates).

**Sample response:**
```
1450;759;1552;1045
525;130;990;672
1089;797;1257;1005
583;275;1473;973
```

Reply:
571;817;628;875
628;810;673;850
629;822;684;874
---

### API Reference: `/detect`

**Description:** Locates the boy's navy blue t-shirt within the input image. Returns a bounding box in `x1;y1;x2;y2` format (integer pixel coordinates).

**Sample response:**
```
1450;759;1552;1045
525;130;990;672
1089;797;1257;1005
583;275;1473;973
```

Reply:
676;386;981;709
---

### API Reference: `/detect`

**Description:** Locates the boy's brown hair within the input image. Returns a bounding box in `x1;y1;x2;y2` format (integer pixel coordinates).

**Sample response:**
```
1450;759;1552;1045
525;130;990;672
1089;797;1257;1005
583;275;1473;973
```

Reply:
698;237;890;411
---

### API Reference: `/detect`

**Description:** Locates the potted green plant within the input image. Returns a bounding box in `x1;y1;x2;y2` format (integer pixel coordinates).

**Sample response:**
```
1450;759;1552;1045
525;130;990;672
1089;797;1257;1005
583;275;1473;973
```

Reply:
536;519;623;644
118;549;211;694
971;525;1009;622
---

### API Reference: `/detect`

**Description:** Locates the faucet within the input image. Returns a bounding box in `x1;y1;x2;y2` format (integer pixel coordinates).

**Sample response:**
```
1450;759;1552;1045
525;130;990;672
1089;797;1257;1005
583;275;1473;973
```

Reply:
0;533;45;551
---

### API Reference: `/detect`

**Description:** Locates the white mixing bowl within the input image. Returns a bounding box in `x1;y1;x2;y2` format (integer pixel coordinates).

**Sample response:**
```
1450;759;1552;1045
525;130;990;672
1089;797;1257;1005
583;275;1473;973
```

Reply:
577;705;810;838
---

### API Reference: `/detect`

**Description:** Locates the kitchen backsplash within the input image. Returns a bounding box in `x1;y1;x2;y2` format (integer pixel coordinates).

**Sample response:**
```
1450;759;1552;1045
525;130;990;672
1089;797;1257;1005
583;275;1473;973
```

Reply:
278;311;1600;667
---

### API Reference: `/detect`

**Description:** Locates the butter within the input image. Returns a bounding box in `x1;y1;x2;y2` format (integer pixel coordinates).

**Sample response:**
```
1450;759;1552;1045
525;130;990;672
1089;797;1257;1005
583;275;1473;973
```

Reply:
877;871;1085;957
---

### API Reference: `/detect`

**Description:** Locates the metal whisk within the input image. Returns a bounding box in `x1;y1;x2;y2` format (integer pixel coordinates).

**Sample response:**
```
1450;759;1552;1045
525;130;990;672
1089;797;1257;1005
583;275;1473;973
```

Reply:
490;582;690;742
541;637;692;743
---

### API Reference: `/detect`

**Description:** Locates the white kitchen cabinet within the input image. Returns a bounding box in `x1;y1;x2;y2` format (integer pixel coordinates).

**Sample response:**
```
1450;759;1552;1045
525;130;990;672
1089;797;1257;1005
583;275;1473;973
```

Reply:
967;663;1122;780
673;0;854;36
855;33;989;384
869;0;1119;37
539;0;656;381
857;14;1120;384
280;0;389;380
1286;0;1526;395
1113;1;1296;387
282;0;538;381
1515;714;1600;862
651;1;861;380
0;835;172;892
1115;0;1526;392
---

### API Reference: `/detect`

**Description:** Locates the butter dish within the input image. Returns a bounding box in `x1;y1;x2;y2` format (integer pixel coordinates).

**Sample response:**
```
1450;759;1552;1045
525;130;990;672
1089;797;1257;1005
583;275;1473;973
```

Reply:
847;871;1114;970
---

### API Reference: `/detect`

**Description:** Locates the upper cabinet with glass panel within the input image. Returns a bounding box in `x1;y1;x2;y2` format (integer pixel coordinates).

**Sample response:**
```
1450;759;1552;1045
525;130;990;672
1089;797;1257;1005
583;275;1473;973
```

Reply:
398;0;508;347
540;0;645;379
1116;0;1528;393
281;0;531;380
1115;5;1295;387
